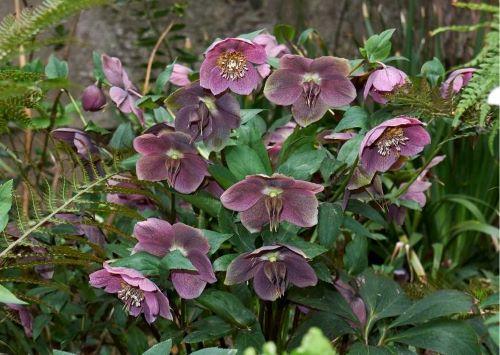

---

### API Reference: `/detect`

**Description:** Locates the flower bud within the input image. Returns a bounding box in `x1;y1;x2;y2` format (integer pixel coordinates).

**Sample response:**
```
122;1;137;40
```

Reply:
81;84;106;112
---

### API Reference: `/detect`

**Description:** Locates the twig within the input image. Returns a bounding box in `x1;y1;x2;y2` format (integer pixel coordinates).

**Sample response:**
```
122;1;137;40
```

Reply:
143;21;175;94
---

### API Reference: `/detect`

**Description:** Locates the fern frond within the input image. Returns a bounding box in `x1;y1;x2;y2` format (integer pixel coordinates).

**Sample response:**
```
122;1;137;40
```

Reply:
453;1;500;13
0;0;110;62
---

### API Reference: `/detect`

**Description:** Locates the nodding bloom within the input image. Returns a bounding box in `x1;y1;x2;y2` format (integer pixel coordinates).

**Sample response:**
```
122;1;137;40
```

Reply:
263;121;296;167
133;131;209;194
81;84;106;112
220;174;323;233
388;155;445;225
167;81;240;150
363;66;408;104
51;128;99;161
5;304;33;337
359;117;431;175
343;167;383;210
225;244;317;301
55;213;106;246
102;54;144;124
440;68;476;98
200;38;267;95
169;64;192;87
89;262;172;323
321;131;356;144
133;218;216;299
252;33;290;78
106;174;156;211
333;278;367;329
264;55;356;127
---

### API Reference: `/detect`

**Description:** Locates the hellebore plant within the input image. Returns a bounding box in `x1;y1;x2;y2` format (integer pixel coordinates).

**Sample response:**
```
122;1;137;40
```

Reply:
440;68;476;98
363;65;408;104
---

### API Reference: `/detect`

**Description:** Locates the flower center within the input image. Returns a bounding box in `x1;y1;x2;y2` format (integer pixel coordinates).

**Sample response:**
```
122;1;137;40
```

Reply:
263;262;287;299
167;149;183;160
264;196;283;232
165;153;182;188
200;96;217;111
117;283;144;311
302;72;321;84
375;127;409;156
216;51;248;81
169;244;188;256
302;81;321;108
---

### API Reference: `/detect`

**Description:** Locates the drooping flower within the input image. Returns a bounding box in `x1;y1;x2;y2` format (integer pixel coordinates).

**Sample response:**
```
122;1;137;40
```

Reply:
440;68;476;98
363;66;408;104
106;174;156;211
133;218;216;299
225;244;317;301
169;64;192;87
200;38;267;95
252;33;290;78
264;55;356;127
263;121;296;166
167;81;240;150
359;117;430;175
220;174;324;233
55;213;106;246
332;277;366;329
388;155;445;225
89;262;172;323
134;131;209;194
5;304;33;337
81;84;106;112
321;131;356;143
343;167;383;210
102;54;144;124
52;128;99;161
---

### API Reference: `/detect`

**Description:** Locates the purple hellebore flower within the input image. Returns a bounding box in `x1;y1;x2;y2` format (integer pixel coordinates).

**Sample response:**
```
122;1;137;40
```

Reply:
89;262;172;323
133;131;209;194
225;244;317;301
169;64;193;87
52;128;99;161
321;131;356;143
133;218;216;299
55;213;106;246
343;167;383;210
264;121;296;167
106;174;156;211
440;68;476;98
102;54;144;125
363;66;408;104
167;81;240;150
264;55;356;127
220;173;324;233
333;278;367;329
252;33;290;78
81;84;106;112
359;116;431;175
6;304;33;337
200;38;267;95
388;155;445;225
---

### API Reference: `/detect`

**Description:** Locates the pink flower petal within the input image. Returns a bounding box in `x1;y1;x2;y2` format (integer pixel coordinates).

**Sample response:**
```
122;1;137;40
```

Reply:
240;198;269;233
133;134;169;155
133;218;174;257
228;64;261;95
171;270;207;299
263;69;303;106
221;176;266;211
280;189;320;228
136;154;169;181
172;223;210;254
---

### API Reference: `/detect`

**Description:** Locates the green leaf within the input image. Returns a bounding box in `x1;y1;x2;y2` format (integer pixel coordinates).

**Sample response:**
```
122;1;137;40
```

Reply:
196;290;256;327
33;314;51;340
111;252;161;276
213;254;238;272
155;62;176;93
451;220;499;238
143;339;172;355
298;28;316;46
291;327;337;355
202;229;232;255
343;216;374;239
161;250;196;271
92;50;105;82
274;24;296;43
285;237;327;259
207;164;238;189
0;284;27;305
334;106;368;132
390;290;474;328
45;54;68;79
176;191;221;217
361;29;395;63
277;149;326;180
344;235;368;275
480;292;499;309
238;29;265;40
184;316;232;343
225;145;268;180
109;122;135;150
346;199;387;228
190;348;237;355
278;123;317;164
347;343;393;355
234;323;265;353
388;320;480;354
84;120;110;135
53;351;76;355
240;109;264;124
0;179;13;233
318;203;343;248
337;134;363;166
420;57;445;87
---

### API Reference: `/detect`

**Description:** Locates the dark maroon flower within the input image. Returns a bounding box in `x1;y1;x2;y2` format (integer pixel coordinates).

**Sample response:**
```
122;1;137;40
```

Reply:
363;66;408;104
200;38;267;95
102;54;144;125
52;128;99;161
359;117;430;174
225;244;317;301
220;174;323;233
106;174;156;211
333;278;367;329
134;131;209;194
133;218;216;299
5;304;33;337
81;84;106;112
264;55;356;127
89;262;172;323
388;155;445;225
167;81;240;150
55;213;106;246
440;68;476;98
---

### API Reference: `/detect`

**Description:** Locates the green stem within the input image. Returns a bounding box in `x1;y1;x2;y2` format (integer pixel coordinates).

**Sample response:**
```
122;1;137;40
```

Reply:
65;90;87;126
